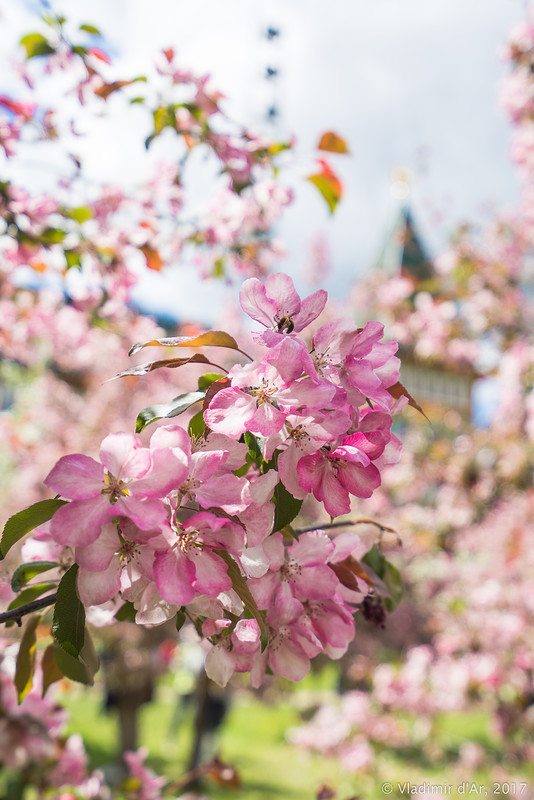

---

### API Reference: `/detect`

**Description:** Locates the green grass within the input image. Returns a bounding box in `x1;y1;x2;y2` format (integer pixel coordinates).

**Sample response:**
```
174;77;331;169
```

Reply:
61;676;534;800
62;680;345;798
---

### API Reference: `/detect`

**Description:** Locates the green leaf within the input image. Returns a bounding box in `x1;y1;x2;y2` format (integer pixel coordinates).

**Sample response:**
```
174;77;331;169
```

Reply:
42;643;64;696
15;615;41;702
20;33;55;59
212;257;225;278
11;561;58;592
215;550;266;635
382;560;403;612
53;565;85;658
272;482;303;533
39;226;66;246
361;545;403;611
66;205;93;223
114;601;137;622
135;391;205;433
53;636;98;685
79;625;100;676
64;249;82;269
197;373;224;391
361;544;386;576
175;608;186;632
128;330;239;356
145;104;178;147
79;23;101;35
188;410;206;439
244;432;262;463
1;498;68;559
260;630;270;653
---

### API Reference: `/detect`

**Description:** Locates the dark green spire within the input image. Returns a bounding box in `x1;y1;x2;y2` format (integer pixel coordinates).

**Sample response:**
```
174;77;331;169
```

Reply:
376;204;434;283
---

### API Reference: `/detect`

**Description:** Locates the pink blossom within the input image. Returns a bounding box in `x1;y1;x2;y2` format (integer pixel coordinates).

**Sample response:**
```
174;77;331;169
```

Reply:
44;432;187;546
248;531;339;622
205;338;334;438
297;434;382;517
250;609;322;685
203;618;261;686
150;424;248;514
153;512;245;606
123;747;166;800
240;272;327;344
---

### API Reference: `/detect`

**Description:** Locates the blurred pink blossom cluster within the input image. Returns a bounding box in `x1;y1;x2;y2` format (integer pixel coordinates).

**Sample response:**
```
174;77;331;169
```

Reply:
0;14;297;302
500;15;534;229
0;636;176;798
0;639;110;798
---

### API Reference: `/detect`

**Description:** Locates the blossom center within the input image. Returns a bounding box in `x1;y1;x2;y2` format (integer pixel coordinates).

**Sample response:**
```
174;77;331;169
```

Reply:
175;527;201;554
102;471;131;504
177;476;201;501
250;378;278;405
288;424;310;448
280;559;302;582
269;625;290;650
118;538;140;563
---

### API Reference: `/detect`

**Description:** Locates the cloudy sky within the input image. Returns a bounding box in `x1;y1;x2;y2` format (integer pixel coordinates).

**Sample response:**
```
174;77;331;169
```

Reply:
3;0;529;320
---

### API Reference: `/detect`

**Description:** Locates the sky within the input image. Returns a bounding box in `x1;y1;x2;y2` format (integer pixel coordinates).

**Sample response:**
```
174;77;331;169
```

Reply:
2;0;529;322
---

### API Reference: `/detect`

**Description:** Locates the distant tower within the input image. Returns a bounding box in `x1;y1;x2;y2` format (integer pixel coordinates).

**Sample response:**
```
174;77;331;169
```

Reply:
373;170;474;422
376;169;434;285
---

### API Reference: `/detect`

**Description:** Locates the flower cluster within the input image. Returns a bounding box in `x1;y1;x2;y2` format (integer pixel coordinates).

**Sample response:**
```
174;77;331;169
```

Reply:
22;273;403;687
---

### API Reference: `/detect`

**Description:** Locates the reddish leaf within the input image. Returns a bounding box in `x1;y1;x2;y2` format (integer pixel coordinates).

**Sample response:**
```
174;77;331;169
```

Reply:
140;244;163;271
108;353;210;381
387;381;429;421
87;47;111;64
94;76;146;100
329;556;374;592
129;331;239;356
317;131;349;154
307;159;343;214
28;259;47;272
203;377;231;411
206;757;241;788
317;787;337;800
0;95;35;120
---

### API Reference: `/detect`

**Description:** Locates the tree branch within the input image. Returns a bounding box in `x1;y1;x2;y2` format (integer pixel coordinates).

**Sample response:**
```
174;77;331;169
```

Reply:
0;593;57;626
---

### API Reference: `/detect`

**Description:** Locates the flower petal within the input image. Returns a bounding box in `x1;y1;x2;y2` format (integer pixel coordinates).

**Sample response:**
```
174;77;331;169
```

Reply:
204;388;255;437
49;498;109;546
44;454;104;500
77;556;121;606
153;550;196;605
293;289;327;332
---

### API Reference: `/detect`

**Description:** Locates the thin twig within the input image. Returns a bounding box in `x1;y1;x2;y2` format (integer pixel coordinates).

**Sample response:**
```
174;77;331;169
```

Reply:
294;517;398;537
235;347;253;361
0;593;57;626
